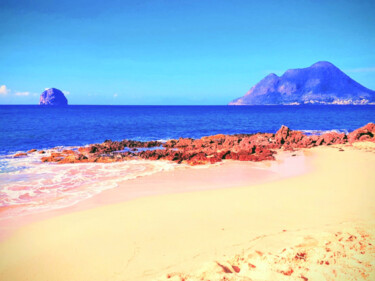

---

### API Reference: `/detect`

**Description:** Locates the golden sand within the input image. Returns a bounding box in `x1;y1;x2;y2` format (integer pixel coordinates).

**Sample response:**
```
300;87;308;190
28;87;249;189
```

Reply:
0;144;374;281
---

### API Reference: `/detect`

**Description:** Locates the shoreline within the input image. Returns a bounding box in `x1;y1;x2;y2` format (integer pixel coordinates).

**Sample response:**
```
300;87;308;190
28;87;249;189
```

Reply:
0;144;374;280
0;149;310;241
17;123;375;166
2;123;373;220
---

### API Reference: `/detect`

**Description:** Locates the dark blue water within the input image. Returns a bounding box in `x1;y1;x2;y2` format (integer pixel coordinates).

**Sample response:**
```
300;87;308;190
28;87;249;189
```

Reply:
0;105;374;154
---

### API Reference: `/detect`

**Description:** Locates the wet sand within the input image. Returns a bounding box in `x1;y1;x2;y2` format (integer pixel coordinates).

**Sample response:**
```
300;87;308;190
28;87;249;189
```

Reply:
0;150;308;241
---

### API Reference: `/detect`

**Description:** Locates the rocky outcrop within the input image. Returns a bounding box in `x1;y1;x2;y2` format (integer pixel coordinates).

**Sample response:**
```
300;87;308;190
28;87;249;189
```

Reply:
347;123;375;143
39;88;68;106
229;61;375;105
13;152;28;158
36;123;375;166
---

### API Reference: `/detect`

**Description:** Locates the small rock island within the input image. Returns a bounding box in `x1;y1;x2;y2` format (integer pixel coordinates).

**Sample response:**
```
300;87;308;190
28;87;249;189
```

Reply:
39;88;68;106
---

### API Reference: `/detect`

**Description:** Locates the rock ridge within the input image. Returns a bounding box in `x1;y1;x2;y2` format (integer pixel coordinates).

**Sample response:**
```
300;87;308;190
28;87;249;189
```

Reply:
15;123;375;166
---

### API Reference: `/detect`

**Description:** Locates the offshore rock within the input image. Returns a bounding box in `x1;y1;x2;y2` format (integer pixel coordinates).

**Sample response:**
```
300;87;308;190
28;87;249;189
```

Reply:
39;88;68;106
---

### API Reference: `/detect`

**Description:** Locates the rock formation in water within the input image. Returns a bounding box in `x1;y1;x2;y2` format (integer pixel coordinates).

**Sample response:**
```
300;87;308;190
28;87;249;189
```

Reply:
229;61;375;105
24;123;374;165
39;88;68;106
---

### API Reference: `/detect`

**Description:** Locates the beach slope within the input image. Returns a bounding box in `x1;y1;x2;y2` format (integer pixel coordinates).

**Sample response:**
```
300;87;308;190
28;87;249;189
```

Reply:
0;145;374;281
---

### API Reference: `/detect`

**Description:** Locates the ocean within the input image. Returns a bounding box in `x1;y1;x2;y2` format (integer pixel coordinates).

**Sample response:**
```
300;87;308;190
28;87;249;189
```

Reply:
1;105;374;217
1;105;375;154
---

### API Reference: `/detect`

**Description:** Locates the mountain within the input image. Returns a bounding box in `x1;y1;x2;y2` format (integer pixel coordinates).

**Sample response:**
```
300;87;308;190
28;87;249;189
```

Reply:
228;61;375;105
39;88;68;106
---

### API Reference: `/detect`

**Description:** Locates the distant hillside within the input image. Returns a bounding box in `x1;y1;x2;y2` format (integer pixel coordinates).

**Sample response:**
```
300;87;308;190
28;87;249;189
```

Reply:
229;61;375;105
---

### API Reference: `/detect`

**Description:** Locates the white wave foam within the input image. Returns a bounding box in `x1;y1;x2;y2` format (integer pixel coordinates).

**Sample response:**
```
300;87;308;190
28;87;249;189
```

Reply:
0;151;179;219
299;129;349;135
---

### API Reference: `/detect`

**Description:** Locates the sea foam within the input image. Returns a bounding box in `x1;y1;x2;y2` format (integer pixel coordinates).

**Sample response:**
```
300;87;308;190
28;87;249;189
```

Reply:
0;149;178;219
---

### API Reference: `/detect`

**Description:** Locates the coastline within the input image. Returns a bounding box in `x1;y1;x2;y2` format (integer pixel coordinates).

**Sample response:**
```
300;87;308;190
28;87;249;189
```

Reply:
2;122;373;222
0;144;374;280
0;149;309;241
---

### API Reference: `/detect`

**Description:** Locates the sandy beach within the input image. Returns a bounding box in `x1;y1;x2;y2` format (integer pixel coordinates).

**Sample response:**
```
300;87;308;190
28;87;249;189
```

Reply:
0;144;374;281
2;1;375;280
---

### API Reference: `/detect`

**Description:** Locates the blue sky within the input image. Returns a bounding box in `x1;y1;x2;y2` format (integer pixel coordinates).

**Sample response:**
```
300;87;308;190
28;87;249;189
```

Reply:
0;0;374;105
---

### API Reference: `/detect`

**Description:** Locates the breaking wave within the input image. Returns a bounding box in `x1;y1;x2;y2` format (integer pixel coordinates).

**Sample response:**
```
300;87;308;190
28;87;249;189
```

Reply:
299;129;349;135
0;149;178;218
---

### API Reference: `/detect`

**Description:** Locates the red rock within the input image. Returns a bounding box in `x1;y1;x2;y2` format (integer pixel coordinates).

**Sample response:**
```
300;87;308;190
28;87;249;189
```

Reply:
163;151;183;162
192;139;204;148
301;136;314;147
218;150;231;159
348;123;375;143
288;131;304;144
89;145;100;153
209;155;222;164
239;138;256;152
51;152;63;158
38;150;46;154
237;151;254;161
186;152;208;165
275;125;290;144
146;141;161;148
359;134;371;141
175;138;193;148
78;147;90;154
223;151;237;160
58;153;88;164
164;139;177;148
315;137;324;146
13;152;28;158
222;136;240;149
41;152;65;162
58;154;76;164
27;149;37;153
29;124;373;165
310;135;319;142
321;132;347;145
201;134;226;142
41;156;53;162
140;149;167;161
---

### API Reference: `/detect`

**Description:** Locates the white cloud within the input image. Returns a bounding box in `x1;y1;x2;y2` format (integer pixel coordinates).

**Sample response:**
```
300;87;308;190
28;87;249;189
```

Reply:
0;85;10;95
63;90;70;95
346;67;375;73
15;91;30;96
113;93;118;98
